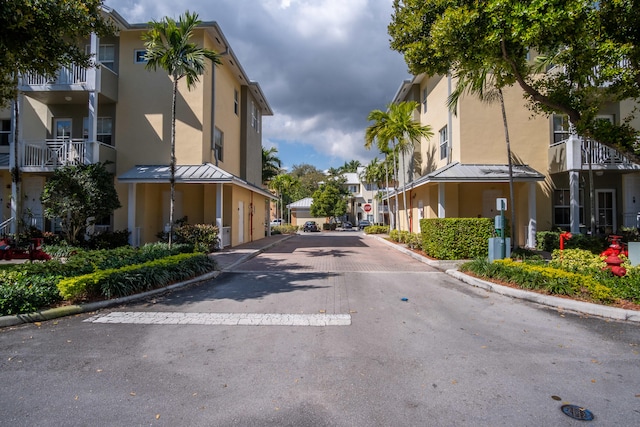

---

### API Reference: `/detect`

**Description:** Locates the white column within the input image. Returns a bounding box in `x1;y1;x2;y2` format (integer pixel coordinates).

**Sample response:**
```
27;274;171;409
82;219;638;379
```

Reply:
86;33;99;164
216;183;223;231
438;183;446;218
127;183;137;246
527;182;537;248
569;170;580;234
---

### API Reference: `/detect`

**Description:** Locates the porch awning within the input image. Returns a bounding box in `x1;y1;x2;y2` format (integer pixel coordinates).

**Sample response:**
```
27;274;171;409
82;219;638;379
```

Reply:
118;163;276;199
412;162;545;187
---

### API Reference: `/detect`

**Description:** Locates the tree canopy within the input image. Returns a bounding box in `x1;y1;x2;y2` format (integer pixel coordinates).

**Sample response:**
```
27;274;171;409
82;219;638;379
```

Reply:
41;163;121;245
262;146;282;185
0;0;113;107
388;0;640;161
310;179;348;221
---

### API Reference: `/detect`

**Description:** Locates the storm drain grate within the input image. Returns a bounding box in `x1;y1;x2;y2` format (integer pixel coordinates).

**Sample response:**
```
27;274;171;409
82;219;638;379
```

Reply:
561;404;594;421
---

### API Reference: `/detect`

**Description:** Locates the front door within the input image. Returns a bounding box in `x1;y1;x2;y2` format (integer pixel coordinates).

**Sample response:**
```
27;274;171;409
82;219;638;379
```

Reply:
238;201;244;244
54;118;72;139
596;189;616;235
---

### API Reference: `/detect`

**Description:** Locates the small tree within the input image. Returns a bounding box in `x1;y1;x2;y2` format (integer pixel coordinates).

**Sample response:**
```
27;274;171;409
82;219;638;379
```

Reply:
310;180;348;222
41;163;121;245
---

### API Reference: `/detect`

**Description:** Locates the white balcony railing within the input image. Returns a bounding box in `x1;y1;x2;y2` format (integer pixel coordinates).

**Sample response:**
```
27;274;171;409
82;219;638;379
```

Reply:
21;65;88;86
549;136;640;172
22;139;88;168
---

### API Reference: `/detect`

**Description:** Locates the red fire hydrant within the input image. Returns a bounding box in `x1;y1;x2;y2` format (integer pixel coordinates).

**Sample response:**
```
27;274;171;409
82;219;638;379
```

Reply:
601;235;627;277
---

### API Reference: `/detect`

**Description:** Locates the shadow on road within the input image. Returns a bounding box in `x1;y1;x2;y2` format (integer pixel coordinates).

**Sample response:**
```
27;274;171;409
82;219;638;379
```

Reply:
152;271;336;305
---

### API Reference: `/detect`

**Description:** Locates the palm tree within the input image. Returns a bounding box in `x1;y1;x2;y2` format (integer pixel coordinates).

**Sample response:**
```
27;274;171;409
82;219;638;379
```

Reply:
365;101;432;231
262;146;282;186
143;11;221;246
340;159;362;173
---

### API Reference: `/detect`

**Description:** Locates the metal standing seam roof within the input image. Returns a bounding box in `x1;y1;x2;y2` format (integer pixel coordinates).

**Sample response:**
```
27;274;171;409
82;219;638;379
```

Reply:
117;163;276;199
287;197;314;209
413;162;545;186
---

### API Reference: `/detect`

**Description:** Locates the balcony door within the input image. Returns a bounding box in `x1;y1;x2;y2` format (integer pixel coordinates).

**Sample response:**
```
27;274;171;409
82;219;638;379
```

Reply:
54;118;72;140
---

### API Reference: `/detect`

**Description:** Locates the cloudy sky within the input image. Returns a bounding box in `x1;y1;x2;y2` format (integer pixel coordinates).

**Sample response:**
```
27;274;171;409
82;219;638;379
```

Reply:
103;0;411;171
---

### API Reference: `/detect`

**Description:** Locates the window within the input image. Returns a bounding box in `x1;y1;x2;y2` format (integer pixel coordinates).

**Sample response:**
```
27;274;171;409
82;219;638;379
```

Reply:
134;49;148;64
347;185;359;193
87;44;115;70
83;117;113;145
439;126;448;160
553;189;584;228
213;127;223;162
552;115;570;144
251;102;260;132
234;89;239;115
422;88;428;113
0;119;10;146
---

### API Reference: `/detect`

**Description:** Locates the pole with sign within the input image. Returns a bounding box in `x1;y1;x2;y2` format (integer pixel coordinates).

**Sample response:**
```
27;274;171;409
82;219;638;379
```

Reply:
497;198;507;259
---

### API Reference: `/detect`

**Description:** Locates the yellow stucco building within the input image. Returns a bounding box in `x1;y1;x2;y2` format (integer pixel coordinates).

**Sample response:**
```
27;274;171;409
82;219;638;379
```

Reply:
388;73;640;248
0;7;274;247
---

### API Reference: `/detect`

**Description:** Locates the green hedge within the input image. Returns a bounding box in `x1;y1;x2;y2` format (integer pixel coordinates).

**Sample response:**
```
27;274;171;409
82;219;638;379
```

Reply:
364;225;388;234
0;243;198;316
420;218;495;260
57;253;217;300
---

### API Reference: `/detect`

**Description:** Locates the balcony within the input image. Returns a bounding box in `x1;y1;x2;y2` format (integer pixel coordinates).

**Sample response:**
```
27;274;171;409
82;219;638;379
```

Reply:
19;63;118;103
549;136;640;174
20;139;116;172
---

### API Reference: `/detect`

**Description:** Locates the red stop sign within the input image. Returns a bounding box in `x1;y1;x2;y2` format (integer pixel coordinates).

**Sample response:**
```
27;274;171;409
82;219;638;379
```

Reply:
364;204;372;212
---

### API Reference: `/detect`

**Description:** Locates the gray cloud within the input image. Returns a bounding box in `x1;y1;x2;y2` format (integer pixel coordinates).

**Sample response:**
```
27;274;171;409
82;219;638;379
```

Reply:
105;0;410;167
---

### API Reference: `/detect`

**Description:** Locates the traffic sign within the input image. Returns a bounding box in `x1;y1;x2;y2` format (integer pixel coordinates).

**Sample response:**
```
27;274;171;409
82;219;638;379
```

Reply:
363;204;372;212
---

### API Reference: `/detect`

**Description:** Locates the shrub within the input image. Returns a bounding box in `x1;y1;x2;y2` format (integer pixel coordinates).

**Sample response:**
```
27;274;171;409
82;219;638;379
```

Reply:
0;273;63;316
174;223;219;252
364;225;388;234
273;224;299;234
389;229;400;242
86;229;131;250
420;218;494;260
57;253;216;300
467;258;615;303
322;223;337;231
536;231;607;253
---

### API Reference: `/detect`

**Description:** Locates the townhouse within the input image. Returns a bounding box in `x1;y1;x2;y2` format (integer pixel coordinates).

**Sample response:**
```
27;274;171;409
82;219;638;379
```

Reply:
389;73;640;248
0;7;273;247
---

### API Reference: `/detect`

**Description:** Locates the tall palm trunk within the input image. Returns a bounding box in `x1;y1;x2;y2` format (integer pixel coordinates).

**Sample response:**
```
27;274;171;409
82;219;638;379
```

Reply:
168;76;178;247
400;149;410;232
11;86;21;235
391;141;399;231
498;88;516;247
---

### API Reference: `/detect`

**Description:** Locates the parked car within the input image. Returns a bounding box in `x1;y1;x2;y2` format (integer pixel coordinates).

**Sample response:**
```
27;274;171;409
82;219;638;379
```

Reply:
342;221;353;230
270;219;284;227
358;220;371;230
303;221;320;232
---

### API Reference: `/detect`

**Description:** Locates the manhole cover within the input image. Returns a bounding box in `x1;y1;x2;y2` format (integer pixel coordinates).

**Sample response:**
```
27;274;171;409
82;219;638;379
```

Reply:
561;404;594;421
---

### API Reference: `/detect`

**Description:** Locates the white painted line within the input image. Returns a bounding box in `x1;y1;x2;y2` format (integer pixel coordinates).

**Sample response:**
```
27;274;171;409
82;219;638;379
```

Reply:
84;312;351;326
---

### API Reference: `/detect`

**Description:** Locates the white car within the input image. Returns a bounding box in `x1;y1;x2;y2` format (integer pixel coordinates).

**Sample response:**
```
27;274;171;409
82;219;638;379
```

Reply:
270;219;284;227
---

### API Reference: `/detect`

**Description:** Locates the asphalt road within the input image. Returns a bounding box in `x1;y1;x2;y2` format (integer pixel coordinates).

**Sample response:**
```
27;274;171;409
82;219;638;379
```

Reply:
1;233;639;426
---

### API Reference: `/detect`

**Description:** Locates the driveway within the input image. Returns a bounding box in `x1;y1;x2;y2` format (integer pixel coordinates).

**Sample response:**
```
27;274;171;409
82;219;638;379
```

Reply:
1;233;639;426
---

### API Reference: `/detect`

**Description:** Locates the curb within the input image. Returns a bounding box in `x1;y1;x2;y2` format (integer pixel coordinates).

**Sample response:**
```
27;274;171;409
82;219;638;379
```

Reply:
0;235;294;328
369;234;640;323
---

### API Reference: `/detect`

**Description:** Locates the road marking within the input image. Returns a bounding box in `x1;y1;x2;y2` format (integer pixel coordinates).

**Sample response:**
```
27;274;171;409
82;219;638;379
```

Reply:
84;311;351;326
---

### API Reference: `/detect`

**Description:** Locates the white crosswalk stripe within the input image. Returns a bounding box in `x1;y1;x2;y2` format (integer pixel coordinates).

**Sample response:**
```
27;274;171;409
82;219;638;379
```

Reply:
84;311;351;326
